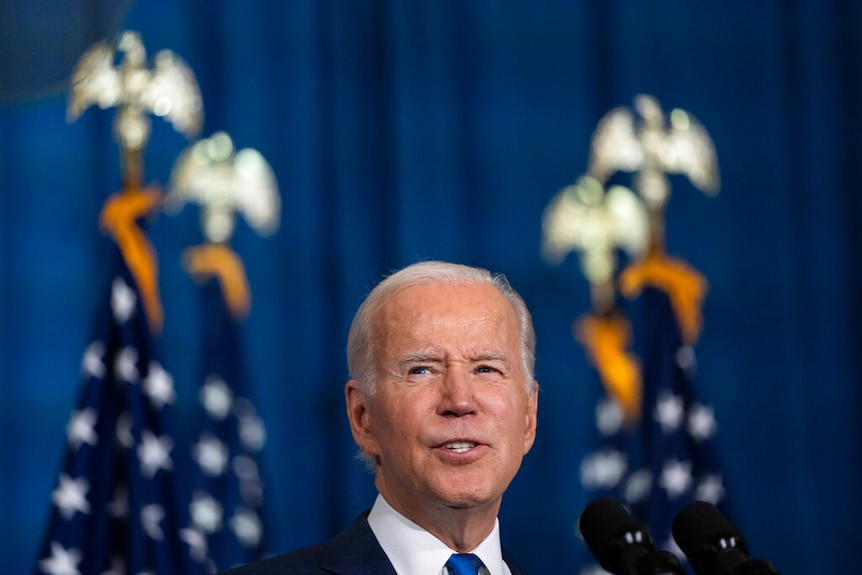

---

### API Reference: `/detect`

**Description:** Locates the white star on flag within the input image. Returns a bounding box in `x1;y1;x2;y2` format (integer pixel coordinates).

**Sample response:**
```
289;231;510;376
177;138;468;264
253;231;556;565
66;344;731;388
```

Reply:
230;507;263;547
675;345;697;372
143;362;176;409
138;430;174;477
688;403;717;441
81;341;105;379
180;527;209;563
653;392;684;433
66;408;98;450
193;433;229;477
580;449;627;489
234;455;263;506
141;504;166;540
190;491;224;533
658;459;693;499
200;376;233;420
52;474;91;520
695;473;725;504
233;455;260;482
595;398;624;436
236;399;266;452
39;542;82;575
111;277;136;323
623;469;652;504
115;347;139;383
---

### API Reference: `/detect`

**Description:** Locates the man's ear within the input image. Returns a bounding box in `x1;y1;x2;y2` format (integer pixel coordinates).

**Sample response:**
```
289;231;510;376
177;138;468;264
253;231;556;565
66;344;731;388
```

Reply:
345;380;380;456
522;382;539;454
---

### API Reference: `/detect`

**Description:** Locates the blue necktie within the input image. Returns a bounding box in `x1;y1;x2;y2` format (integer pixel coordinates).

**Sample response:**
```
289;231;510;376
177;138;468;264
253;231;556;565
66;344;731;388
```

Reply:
445;553;485;575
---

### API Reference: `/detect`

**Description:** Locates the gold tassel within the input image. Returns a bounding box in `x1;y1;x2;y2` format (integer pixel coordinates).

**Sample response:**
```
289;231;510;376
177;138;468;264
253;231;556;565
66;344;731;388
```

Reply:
182;243;251;321
575;312;642;426
619;253;709;345
99;186;163;334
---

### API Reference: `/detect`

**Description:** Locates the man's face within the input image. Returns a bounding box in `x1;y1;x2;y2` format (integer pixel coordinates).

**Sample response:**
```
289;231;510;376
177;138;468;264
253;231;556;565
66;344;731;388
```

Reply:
346;282;538;523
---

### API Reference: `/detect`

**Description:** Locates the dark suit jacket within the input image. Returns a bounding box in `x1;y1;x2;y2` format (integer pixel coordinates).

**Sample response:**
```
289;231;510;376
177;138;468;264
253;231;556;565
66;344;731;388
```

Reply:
219;512;526;575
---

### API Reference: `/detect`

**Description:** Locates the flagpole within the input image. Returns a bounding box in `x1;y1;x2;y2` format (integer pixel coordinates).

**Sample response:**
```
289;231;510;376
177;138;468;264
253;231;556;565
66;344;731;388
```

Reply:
554;94;727;573
166;131;280;571
34;30;208;575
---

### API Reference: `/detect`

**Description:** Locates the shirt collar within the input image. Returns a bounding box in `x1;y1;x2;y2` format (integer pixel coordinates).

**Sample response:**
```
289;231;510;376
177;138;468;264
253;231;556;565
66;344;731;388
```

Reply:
367;494;511;575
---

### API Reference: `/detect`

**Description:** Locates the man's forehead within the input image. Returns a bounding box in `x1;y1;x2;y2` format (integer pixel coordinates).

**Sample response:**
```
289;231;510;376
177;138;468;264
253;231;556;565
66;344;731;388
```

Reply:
375;285;519;351
374;285;510;335
381;282;509;314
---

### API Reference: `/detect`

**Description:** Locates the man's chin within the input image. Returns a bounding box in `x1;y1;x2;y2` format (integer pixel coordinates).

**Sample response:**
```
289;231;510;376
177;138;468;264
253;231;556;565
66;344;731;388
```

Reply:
433;485;503;512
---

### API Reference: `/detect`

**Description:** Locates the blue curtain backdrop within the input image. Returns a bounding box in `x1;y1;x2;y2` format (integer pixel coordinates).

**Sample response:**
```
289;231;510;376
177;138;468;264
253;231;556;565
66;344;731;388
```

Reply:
2;1;861;573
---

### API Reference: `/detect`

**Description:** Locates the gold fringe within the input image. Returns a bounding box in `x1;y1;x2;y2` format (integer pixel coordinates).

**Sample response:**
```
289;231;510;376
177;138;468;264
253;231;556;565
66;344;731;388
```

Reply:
182;243;251;321
99;186;163;334
575;313;642;426
619;254;709;345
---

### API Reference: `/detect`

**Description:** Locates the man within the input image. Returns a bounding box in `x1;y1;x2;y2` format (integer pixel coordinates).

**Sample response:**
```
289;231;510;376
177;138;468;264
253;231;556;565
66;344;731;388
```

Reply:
223;261;539;574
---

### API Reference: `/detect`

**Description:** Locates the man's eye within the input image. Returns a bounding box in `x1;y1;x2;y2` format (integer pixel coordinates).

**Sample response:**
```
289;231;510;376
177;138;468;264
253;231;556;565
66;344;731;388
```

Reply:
409;367;428;375
476;366;495;374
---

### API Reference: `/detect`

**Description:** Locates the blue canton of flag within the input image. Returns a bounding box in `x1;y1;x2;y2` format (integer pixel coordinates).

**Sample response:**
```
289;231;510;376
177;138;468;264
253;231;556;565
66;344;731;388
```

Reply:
578;287;728;575
34;250;208;575
187;278;268;573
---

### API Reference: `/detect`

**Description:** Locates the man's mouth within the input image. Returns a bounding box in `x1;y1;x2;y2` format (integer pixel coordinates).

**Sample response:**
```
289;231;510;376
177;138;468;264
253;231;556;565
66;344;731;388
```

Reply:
444;441;477;454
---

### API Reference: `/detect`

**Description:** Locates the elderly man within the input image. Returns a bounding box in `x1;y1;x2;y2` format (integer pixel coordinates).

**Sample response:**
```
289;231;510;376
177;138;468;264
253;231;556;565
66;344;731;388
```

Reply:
224;261;539;575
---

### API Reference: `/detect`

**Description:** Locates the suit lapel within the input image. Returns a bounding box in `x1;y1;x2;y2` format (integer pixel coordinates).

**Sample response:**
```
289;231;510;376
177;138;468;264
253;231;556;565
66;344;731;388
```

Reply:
319;512;398;575
503;553;526;575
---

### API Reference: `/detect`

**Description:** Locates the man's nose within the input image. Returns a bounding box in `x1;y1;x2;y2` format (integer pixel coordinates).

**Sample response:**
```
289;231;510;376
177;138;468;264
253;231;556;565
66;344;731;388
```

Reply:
439;367;476;416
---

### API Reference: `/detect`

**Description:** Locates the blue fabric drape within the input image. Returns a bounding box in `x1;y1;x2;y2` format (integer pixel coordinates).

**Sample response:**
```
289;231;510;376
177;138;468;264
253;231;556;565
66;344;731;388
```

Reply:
2;2;861;574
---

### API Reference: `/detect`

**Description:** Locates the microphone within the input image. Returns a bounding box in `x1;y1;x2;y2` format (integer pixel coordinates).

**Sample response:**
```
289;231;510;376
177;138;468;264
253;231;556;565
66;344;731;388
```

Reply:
579;498;685;575
672;501;779;575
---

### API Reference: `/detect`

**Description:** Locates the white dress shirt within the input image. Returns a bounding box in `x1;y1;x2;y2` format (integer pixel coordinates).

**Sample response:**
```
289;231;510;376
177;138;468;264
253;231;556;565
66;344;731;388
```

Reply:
367;494;513;575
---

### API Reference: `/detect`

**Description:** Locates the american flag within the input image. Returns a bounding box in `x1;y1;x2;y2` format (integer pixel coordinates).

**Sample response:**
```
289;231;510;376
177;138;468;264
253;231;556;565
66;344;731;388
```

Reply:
34;250;208;575
186;274;268;573
578;282;728;574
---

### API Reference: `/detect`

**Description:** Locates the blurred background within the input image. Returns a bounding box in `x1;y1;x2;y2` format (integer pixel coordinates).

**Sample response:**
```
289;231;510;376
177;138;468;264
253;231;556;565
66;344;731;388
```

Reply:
2;1;861;574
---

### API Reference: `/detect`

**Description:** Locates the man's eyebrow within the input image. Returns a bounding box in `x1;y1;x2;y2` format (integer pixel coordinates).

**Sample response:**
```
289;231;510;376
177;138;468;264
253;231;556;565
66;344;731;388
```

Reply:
398;351;443;365
472;352;509;363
